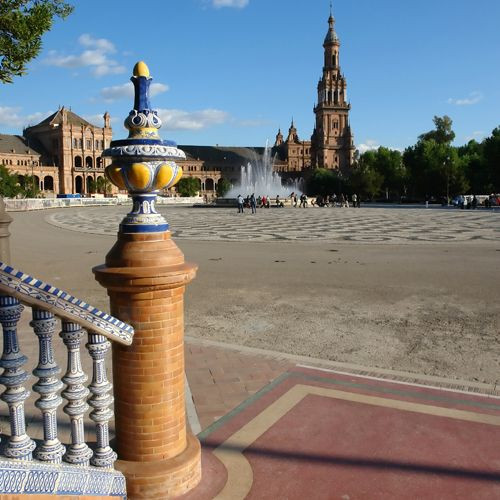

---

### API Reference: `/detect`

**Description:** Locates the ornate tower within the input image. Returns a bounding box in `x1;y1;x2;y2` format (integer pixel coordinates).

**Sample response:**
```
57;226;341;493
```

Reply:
274;128;284;147
312;8;355;171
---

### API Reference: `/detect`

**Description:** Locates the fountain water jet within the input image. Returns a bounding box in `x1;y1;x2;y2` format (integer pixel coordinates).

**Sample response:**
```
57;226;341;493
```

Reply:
226;142;303;199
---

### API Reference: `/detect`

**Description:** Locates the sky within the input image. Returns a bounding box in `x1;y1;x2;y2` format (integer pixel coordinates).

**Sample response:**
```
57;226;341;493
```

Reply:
1;0;499;153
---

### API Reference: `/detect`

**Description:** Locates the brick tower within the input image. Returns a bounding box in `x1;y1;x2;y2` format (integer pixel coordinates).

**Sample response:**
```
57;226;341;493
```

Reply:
312;7;355;171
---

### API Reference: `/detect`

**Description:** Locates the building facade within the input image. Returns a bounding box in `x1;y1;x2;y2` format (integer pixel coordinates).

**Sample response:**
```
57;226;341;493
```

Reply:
0;107;112;196
0;11;353;197
24;107;113;195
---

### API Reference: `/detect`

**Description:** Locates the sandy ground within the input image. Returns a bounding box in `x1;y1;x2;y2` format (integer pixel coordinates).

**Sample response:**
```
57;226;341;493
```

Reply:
8;207;500;386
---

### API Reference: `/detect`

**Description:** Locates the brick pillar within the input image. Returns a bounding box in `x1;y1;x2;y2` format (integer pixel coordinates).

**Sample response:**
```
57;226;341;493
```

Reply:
93;230;201;498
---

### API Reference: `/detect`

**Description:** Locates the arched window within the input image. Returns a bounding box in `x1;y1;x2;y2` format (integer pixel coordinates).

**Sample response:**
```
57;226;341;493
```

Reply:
74;156;82;168
75;176;83;194
332;53;336;66
85;156;93;168
44;176;54;191
96;157;103;168
205;178;214;191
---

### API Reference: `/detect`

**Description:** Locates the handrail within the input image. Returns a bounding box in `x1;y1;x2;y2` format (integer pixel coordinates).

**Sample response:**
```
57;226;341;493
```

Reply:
0;262;133;345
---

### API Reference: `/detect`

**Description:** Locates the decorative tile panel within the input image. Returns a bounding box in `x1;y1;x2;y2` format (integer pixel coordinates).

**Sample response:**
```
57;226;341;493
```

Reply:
0;459;126;497
0;262;133;345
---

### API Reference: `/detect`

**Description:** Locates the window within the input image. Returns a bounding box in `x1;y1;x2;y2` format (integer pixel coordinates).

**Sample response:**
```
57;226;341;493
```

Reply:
86;139;91;149
95;140;99;149
78;139;83;149
73;138;78;148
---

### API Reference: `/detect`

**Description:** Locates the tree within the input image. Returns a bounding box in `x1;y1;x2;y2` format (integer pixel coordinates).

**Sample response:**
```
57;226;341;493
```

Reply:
89;177;112;195
176;177;200;197
356;147;405;200
418;115;455;145
404;140;468;199
482;127;500;192
216;178;231;197
19;173;40;197
306;168;339;196
96;176;112;195
457;140;487;194
349;163;383;200
0;0;73;83
0;165;21;197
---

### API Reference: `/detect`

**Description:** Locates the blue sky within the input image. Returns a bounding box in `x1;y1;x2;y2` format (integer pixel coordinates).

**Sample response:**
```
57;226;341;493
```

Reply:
1;0;498;152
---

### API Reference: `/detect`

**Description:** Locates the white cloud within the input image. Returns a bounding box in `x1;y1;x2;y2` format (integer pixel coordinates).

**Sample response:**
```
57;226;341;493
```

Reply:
447;91;483;106
100;82;169;102
212;0;249;8
78;34;115;53
44;34;125;77
357;139;379;154
0;106;52;129
156;108;230;130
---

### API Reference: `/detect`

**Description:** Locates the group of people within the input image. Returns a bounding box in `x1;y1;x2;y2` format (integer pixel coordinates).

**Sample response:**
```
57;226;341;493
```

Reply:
455;193;500;209
290;192;361;208
310;193;361;208
237;192;362;213
237;193;285;213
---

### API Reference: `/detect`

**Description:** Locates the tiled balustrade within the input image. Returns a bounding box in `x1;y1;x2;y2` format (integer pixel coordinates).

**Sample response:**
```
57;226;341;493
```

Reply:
0;262;133;497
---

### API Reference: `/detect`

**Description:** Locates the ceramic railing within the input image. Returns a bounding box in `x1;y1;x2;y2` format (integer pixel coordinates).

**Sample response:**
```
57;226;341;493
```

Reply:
0;262;133;497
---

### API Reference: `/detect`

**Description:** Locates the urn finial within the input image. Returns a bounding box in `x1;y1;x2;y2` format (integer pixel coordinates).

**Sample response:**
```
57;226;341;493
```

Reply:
102;62;185;233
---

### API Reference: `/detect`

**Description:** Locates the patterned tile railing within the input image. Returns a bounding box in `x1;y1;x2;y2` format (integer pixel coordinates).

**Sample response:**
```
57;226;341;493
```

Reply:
0;263;134;497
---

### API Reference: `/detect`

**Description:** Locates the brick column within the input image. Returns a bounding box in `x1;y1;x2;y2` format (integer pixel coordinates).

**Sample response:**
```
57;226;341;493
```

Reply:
93;230;201;498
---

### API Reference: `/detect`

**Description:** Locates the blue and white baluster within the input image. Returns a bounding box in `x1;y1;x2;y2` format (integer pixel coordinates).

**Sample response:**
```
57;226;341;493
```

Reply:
0;296;36;460
86;332;116;468
60;322;93;466
31;309;65;463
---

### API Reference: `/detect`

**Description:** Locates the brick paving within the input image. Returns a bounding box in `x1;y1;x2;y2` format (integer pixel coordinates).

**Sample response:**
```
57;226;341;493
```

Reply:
46;205;500;243
185;341;293;430
184;365;500;500
184;336;500;435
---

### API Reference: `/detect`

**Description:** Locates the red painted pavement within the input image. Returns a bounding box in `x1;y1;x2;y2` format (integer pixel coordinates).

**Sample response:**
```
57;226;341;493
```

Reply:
184;366;500;499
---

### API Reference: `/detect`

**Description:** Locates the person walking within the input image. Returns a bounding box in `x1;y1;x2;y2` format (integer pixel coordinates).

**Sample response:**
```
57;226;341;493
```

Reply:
352;193;357;207
237;194;244;213
250;193;257;214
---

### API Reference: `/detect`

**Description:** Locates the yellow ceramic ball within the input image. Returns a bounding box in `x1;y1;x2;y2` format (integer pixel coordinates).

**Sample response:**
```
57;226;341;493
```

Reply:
133;61;150;78
105;165;126;190
127;163;151;190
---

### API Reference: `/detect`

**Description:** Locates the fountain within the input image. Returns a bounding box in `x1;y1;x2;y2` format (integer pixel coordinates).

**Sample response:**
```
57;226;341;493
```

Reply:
225;142;304;200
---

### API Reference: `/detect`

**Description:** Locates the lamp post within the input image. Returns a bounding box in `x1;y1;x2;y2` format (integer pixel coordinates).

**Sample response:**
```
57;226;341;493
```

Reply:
445;155;450;206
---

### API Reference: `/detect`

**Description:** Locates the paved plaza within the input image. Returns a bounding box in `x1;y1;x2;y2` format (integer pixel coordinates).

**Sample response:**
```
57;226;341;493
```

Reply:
10;205;500;385
5;205;500;499
46;205;500;243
